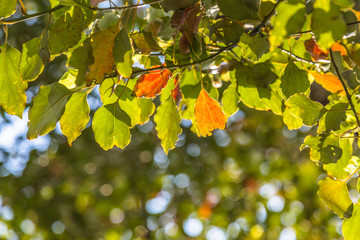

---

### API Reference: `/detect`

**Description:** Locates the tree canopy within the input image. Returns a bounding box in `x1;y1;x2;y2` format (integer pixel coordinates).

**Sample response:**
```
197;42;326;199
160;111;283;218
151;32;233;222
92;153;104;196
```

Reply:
1;0;360;239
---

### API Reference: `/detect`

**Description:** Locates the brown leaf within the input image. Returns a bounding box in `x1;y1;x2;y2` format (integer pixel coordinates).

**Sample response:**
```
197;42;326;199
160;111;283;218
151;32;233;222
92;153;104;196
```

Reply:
133;66;172;98
305;39;347;61
86;27;118;84
194;89;227;137
310;71;345;96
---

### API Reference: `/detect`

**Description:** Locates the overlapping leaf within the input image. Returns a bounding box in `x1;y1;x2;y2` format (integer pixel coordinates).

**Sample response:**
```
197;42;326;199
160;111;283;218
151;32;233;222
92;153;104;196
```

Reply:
310;71;346;96
280;61;310;99
155;96;182;154
86;27;118;84
318;177;353;219
60;90;90;145
92;103;132;150
133;67;172;98
343;204;360;240
27;83;73;139
0;44;27;117
113;28;133;78
0;0;17;18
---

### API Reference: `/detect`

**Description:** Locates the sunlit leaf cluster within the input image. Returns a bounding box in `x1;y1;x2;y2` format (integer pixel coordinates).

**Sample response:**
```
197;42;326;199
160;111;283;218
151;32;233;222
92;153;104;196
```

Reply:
1;0;360;238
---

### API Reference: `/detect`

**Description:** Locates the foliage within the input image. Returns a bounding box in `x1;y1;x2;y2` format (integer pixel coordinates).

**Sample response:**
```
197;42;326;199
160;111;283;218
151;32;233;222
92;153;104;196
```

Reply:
1;0;360;238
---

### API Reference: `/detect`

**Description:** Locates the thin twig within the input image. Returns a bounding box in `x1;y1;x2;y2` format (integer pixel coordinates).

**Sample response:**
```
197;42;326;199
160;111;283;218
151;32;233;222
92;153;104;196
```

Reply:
0;0;164;25
0;5;64;25
330;49;360;127
278;46;327;66
92;0;164;11
292;21;360;36
249;0;285;36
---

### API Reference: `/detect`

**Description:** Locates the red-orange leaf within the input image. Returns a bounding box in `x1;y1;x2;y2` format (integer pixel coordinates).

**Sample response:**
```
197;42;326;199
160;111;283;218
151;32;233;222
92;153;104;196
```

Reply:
133;66;172;98
194;89;227;137
310;71;345;96
305;39;347;61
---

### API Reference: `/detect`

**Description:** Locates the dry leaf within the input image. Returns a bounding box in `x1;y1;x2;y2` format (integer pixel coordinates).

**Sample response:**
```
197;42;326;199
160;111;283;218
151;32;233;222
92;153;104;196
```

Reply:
133;66;172;98
194;89;227;137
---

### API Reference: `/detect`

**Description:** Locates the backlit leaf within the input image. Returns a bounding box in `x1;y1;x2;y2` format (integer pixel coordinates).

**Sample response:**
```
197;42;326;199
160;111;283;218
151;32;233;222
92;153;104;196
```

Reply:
133;67;172;98
92;103;131;150
318;177;353;219
0;0;17;18
48;7;85;55
310;71;345;96
222;82;239;117
60;90;90;145
285;94;323;126
67;38;94;86
155;96;182;154
194;89;227;137
27;83;72;139
318;102;348;133
311;1;347;50
86;27;118;84
0;44;27;117
19;37;45;82
280;61;310;99
301;134;342;164
269;0;306;48
217;0;260;20
113;28;133;78
343;204;360;240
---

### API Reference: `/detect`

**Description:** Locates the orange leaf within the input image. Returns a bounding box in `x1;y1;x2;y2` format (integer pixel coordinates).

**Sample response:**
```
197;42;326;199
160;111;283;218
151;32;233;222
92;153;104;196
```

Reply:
194;89;227;137
331;43;347;56
310;71;345;96
133;66;172;98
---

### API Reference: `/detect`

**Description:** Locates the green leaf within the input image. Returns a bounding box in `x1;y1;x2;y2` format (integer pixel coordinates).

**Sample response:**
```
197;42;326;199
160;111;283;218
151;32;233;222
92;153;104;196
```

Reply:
318;177;353;219
155;96;182;154
67;38;94;86
323;138;353;179
280;61;310;99
343;203;360;240
301;134;342;164
159;0;198;11
311;1;347;50
234;34;270;61
222;82;239;117
27;83;72;139
19;37;45;82
283;108;303;130
269;0;306;49
113;28;133;78
217;0;260;20
60;90;90;145
48;7;85;55
333;0;354;9
285;94;323;126
92;103;131;150
100;78;155;127
318;102;348;133
0;0;17;18
0;44;27;117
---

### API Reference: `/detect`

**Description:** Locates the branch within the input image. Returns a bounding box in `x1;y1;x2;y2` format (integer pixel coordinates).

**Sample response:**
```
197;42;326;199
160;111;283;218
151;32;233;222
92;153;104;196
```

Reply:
106;42;238;79
292;21;360;36
0;5;64;25
329;49;360;127
249;0;285;37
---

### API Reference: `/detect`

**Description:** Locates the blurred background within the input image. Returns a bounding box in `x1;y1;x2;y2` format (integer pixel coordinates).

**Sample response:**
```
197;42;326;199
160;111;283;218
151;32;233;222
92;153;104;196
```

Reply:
0;0;351;239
